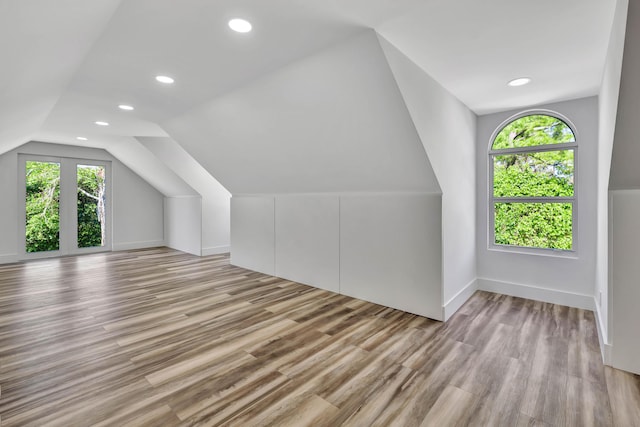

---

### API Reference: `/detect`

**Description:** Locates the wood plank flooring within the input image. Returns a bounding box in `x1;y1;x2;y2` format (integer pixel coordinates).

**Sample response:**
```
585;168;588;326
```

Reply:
0;247;638;426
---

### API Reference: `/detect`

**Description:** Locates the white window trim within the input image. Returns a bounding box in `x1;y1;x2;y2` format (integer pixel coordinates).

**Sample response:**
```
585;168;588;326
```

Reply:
487;109;579;256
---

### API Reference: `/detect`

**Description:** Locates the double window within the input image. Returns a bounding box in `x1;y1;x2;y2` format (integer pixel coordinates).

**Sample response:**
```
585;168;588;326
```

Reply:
489;113;576;251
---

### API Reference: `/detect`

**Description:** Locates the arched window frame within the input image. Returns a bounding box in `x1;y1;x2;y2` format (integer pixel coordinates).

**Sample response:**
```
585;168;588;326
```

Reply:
488;110;578;254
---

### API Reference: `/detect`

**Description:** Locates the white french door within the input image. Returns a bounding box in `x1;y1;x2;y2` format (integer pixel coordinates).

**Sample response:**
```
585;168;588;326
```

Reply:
19;155;112;259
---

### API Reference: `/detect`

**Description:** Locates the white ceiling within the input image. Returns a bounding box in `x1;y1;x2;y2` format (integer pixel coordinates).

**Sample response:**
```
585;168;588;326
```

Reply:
3;0;619;149
375;0;618;114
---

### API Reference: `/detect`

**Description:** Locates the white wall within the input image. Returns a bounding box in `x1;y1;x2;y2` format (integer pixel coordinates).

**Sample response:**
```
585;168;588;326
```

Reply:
378;35;477;315
164;196;202;256
230;197;275;276
0;151;18;263
111;158;165;250
596;0;629;348
476;97;598;310
231;193;443;320
0;141;164;262
275;196;340;294
607;0;640;374
340;194;442;319
163;30;439;195
610;191;640;374
138;137;231;255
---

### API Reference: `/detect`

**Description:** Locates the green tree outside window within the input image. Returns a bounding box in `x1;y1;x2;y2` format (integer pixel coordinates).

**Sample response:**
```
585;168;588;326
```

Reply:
491;114;576;250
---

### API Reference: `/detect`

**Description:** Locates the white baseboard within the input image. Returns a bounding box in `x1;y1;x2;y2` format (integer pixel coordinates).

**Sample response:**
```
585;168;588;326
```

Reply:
229;259;276;277
202;245;230;256
477;278;595;311
112;240;165;251
594;300;613;365
0;253;19;265
443;278;478;321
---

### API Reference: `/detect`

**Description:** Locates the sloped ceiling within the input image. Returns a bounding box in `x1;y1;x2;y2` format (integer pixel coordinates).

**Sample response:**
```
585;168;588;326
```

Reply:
33;133;197;197
379;35;476;195
0;0;123;155
163;30;440;194
609;0;640;190
0;0;620;195
374;0;618;114
137;136;231;247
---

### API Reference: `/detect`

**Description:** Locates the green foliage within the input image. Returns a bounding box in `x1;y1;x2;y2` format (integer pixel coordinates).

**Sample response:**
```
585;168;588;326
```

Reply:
492;115;574;149
25;162;60;252
492;115;575;250
77;166;104;248
493;150;574;198
25;163;105;253
495;203;572;250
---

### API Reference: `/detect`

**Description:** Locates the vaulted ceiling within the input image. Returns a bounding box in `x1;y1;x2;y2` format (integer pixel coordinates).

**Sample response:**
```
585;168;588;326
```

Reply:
0;0;619;194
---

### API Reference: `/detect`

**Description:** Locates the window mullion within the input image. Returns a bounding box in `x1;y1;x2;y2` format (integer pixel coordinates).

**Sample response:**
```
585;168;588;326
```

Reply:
489;143;575;156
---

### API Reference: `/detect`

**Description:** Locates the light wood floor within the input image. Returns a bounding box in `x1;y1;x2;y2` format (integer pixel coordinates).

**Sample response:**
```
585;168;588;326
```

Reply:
1;248;639;426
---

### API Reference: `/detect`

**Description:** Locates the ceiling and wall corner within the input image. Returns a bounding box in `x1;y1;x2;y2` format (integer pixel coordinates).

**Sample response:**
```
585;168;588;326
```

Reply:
373;0;618;114
32;134;198;198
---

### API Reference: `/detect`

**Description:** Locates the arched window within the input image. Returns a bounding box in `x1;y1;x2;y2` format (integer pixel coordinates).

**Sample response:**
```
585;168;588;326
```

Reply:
489;113;576;251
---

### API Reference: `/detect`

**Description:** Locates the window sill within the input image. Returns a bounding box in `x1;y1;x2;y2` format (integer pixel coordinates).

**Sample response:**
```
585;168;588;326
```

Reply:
487;245;578;259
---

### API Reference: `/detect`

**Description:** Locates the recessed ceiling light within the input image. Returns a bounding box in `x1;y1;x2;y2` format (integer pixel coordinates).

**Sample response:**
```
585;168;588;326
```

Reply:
155;75;175;84
118;104;134;111
508;77;531;87
95;121;109;126
76;137;88;141
228;18;252;33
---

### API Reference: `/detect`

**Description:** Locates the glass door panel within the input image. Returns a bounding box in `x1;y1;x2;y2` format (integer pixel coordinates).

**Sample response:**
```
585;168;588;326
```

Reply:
76;164;107;248
25;161;61;253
